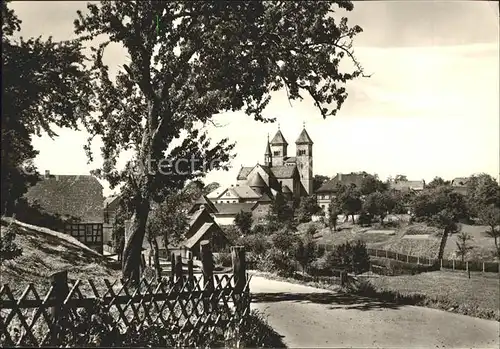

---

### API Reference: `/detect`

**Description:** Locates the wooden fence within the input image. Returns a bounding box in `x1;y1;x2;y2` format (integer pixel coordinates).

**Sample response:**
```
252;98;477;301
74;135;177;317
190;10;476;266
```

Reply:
366;248;499;273
0;242;251;347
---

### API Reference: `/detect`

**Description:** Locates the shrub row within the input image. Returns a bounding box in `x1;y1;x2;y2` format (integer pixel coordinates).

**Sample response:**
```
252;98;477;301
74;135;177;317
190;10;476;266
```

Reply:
370;256;439;276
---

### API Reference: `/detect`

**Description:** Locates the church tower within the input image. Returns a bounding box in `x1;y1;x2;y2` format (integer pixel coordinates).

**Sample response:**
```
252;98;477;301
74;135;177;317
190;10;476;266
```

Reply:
264;134;272;167
270;125;288;167
295;123;314;195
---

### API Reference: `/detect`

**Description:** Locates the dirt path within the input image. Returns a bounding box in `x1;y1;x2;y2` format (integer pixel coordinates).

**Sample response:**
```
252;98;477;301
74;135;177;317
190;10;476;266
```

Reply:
249;275;500;348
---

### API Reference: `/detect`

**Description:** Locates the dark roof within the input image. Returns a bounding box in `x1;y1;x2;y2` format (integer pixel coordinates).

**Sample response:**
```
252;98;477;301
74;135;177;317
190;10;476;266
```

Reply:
271;166;297;179
24;174;104;223
213;203;255;215
316;173;366;193
295;128;313;144
183;222;228;249
284;156;296;163
257;193;272;203
270;130;288;145
248;172;266;187
265;139;271;155
237;166;253;180
188;195;217;214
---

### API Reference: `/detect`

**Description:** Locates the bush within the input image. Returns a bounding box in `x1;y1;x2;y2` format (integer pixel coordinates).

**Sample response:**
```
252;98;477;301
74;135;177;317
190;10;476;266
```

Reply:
0;220;23;262
221;225;241;243
258;248;296;277
214;252;232;267
358;210;372;226
236;233;271;256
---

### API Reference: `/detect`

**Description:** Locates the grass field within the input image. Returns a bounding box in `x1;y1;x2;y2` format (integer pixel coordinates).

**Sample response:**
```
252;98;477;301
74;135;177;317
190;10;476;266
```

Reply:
366;270;500;320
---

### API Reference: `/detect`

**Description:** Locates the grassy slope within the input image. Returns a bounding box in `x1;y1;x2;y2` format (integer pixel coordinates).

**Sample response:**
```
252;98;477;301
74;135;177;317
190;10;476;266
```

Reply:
0;218;120;295
367;270;500;319
299;217;498;260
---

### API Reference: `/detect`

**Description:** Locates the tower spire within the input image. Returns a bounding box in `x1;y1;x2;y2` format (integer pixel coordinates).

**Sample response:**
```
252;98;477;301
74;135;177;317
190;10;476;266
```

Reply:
303;121;305;129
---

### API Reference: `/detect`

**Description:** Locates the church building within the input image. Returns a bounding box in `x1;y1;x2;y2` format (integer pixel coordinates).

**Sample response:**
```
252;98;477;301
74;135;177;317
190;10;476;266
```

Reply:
236;124;314;199
204;124;314;225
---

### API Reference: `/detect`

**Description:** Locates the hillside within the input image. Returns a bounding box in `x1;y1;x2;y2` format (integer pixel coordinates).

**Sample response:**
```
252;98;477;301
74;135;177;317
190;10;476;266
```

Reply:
299;217;498;260
0;218;120;293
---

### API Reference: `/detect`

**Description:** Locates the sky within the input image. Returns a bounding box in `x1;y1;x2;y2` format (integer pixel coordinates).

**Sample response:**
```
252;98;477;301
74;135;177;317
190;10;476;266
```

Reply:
9;1;500;196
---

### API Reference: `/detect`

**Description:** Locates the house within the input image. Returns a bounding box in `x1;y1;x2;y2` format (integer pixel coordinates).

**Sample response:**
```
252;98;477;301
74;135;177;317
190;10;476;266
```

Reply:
451;177;469;195
389;180;426;192
188;192;272;226
24;170;105;253
142;205;229;260
315;172;367;216
103;194;121;244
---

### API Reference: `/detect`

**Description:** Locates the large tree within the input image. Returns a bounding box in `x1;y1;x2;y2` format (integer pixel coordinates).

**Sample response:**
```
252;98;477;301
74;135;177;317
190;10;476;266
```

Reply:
75;1;365;281
1;0;93;215
466;173;500;217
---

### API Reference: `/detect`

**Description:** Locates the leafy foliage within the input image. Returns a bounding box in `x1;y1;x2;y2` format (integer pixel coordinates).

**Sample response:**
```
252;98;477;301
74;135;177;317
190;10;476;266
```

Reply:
333;184;362;223
359;174;388;195
1;0;93;215
363;191;396;224
478;204;500;256
426;176;450;189
412;186;470;224
328;202;342;231
73;1;364;280
234;210;253;234
466;173;500;217
455;232;474;262
313;175;330;192
0;220;23;262
325;240;370;274
265;193;294;230
296;195;322;223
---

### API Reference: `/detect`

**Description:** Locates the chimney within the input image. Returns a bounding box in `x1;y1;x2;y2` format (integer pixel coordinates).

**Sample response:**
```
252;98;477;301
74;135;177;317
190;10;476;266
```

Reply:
44;170;50;178
338;173;342;181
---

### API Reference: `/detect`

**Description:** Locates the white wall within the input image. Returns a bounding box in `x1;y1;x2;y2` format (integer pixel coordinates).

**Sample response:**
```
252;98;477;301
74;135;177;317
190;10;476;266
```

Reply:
214;216;236;226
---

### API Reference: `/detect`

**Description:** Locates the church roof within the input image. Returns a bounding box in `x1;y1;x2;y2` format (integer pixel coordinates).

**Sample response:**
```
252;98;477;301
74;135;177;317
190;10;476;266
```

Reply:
271;166;297;179
284;156;296;163
270;130;288;145
213;203;255;215
230;185;261;199
248;172;266;187
296;128;313;144
265;138;271;155
237;164;296;181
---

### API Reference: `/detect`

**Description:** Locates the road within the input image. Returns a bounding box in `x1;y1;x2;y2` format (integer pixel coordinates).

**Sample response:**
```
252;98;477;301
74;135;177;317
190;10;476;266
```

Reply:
249;275;500;348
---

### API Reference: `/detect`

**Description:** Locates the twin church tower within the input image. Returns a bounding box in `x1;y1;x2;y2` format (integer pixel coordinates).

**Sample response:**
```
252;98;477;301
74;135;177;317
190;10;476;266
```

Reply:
263;124;314;195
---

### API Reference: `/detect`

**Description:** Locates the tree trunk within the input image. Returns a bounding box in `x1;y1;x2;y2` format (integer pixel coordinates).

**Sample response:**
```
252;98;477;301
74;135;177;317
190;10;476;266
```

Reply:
150;236;162;280
122;198;150;284
437;227;449;260
351;214;355;224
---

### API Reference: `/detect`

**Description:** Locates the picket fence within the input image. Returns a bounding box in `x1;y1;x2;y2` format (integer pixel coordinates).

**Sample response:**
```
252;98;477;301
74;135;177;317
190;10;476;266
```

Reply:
0;243;251;347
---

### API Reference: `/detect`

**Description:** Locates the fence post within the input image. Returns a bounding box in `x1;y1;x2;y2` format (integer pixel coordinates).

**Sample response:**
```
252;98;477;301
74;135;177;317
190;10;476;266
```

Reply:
385;250;388;258
231;246;248;317
50;270;69;345
482;262;485;273
440;259;443;269
375;249;378;257
170;252;176;282
201;240;214;312
187;254;194;289
175;254;183;286
452;259;455;270
406;254;409;263
395;253;398;261
417;256;419;265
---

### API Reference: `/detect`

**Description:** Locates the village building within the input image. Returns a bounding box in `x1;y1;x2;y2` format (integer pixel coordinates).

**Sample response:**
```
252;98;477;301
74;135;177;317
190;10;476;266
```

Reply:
23;170;105;253
316;172;367;217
